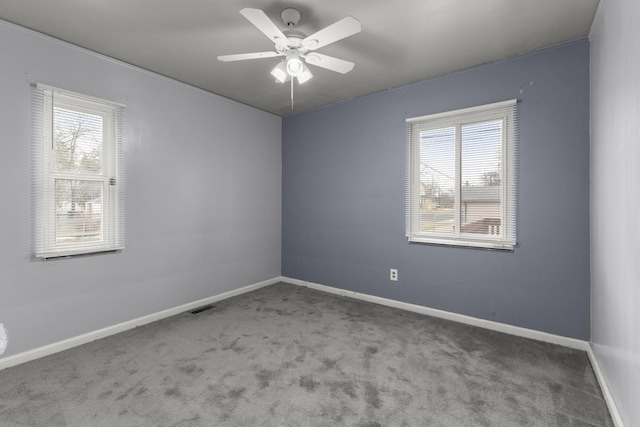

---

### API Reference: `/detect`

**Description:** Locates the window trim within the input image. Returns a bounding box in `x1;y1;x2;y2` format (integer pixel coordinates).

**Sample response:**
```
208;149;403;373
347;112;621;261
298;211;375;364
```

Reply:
406;99;517;250
32;84;125;259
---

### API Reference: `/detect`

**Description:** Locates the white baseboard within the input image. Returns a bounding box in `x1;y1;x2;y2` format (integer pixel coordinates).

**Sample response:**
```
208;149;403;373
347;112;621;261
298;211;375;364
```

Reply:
586;345;625;427
280;276;590;351
0;277;280;371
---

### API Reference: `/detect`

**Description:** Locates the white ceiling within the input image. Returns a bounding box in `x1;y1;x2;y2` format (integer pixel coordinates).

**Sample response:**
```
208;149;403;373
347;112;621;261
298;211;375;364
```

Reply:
0;0;599;116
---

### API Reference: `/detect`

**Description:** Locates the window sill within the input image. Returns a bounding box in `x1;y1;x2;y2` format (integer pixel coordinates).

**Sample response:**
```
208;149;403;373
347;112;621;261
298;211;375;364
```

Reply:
36;246;124;260
407;235;514;251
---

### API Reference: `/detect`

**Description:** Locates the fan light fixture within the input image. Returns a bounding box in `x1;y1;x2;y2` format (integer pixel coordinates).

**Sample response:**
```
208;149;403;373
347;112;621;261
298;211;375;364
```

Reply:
270;61;289;83
271;52;313;85
286;55;303;75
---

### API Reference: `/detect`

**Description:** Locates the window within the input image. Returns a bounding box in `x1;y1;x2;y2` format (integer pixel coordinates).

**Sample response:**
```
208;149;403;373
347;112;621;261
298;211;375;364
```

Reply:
32;84;124;258
406;100;517;250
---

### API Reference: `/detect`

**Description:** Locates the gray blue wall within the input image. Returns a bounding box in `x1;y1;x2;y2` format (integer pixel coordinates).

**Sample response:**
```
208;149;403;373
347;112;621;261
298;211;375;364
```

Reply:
283;40;591;340
590;0;640;423
0;21;281;358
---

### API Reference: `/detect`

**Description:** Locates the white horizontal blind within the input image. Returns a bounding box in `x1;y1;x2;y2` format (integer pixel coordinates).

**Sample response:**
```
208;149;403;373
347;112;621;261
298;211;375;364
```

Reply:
32;84;125;258
406;100;517;250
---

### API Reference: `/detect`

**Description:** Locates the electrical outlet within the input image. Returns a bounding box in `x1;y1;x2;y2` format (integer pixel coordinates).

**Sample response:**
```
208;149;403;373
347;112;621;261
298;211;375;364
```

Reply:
390;268;398;281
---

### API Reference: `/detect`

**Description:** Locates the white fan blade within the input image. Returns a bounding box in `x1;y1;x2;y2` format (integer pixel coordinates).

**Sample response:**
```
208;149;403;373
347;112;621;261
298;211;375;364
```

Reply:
217;51;280;62
302;16;361;51
304;53;355;74
239;8;288;47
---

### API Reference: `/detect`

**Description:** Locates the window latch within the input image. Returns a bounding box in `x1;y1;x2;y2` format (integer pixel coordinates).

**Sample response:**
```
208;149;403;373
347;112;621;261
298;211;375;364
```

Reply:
109;178;116;186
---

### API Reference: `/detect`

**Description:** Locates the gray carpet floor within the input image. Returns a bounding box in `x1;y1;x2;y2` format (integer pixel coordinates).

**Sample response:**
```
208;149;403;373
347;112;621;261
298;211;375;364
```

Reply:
0;282;613;426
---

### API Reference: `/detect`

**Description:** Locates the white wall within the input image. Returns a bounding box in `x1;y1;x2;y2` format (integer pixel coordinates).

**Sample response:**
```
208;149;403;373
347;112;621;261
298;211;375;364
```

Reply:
0;21;281;358
590;0;640;424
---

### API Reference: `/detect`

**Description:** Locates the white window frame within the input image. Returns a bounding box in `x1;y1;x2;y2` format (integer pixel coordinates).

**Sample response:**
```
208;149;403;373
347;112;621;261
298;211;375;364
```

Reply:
406;100;517;250
33;84;125;258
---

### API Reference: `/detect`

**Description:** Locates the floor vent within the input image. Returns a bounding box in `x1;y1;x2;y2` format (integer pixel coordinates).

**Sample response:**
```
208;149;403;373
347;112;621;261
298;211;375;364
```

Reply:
190;304;216;315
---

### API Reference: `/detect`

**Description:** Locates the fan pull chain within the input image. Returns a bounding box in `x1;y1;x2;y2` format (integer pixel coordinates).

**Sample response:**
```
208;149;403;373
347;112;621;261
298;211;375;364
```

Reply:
291;78;294;110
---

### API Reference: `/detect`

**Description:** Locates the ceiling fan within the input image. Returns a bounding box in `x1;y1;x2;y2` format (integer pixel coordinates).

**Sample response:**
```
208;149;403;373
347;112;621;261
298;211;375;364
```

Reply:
217;8;362;86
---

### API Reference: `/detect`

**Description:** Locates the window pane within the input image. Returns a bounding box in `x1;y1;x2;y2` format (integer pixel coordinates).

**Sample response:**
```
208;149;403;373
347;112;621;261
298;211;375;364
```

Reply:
407;100;516;249
55;179;103;244
419;127;455;234
54;107;103;174
460;120;502;236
